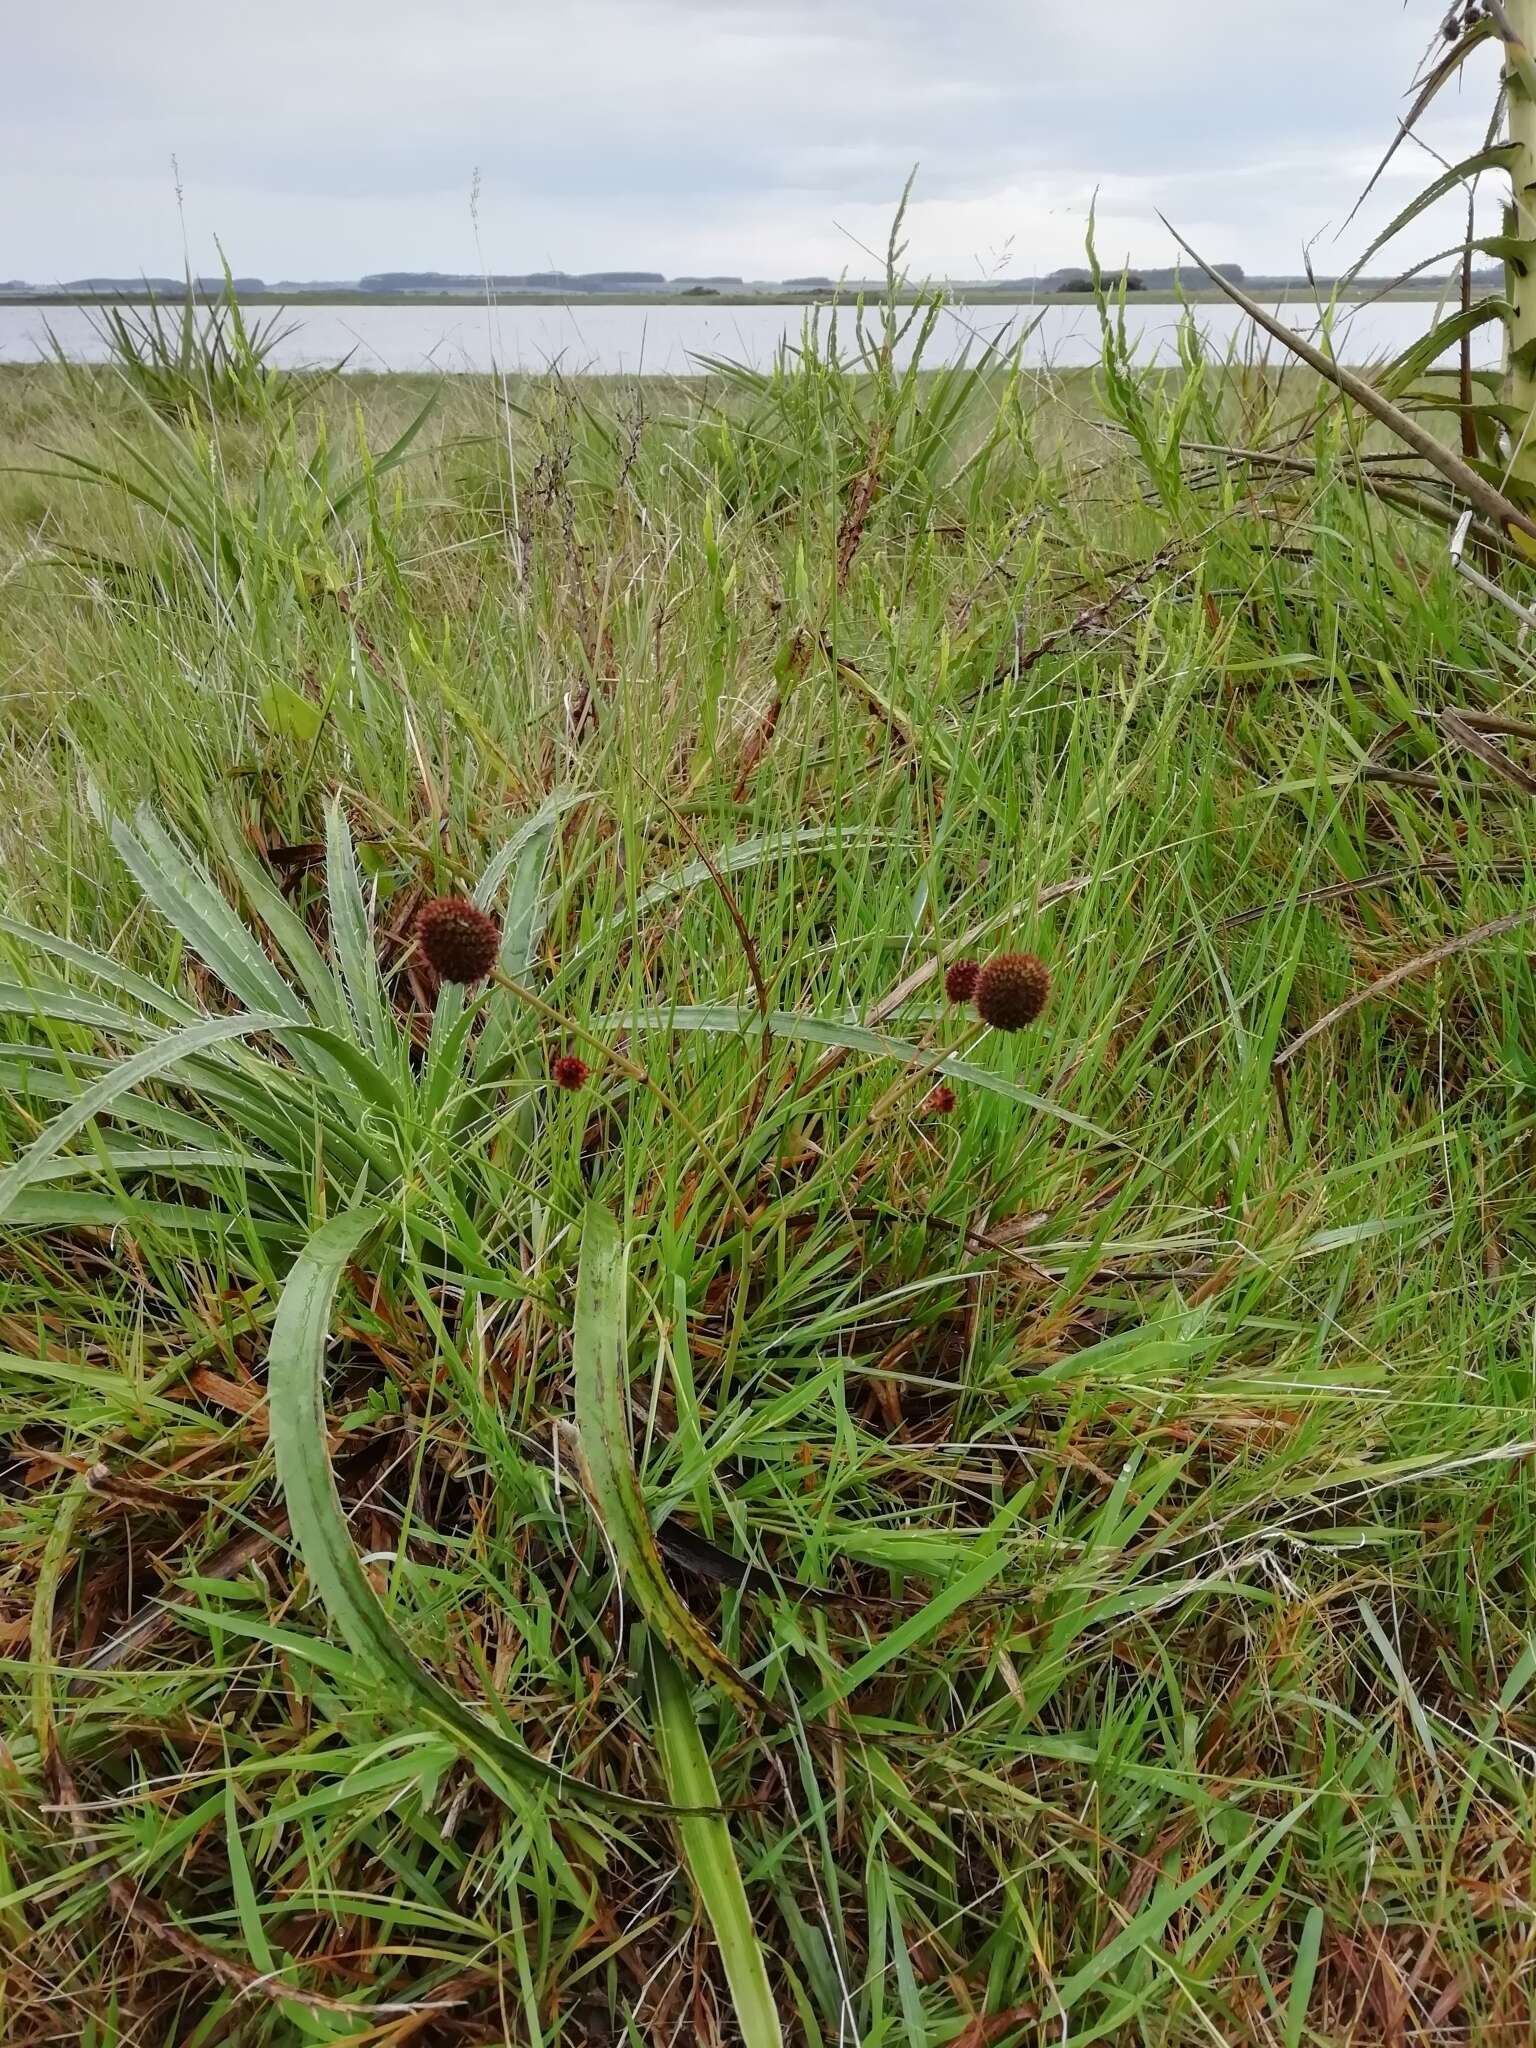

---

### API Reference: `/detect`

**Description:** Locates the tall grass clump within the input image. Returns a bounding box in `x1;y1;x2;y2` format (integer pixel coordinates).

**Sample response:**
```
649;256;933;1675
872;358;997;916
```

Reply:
48;262;338;426
0;193;1534;2045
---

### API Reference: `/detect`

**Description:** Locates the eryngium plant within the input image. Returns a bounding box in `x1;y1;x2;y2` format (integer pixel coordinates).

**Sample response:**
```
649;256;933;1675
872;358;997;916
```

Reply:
1170;4;1536;561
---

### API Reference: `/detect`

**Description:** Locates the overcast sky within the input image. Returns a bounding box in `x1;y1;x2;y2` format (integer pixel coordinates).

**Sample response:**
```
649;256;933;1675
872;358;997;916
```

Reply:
6;2;1501;283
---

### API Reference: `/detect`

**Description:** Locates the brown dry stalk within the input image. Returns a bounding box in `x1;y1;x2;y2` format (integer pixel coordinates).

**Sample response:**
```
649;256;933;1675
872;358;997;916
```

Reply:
1274;904;1536;1067
1437;709;1536;794
1161;217;1536;548
732;692;781;799
836;428;891;590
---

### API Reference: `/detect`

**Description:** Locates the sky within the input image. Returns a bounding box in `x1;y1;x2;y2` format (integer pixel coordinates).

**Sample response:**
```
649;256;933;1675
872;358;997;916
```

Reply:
5;2;1503;284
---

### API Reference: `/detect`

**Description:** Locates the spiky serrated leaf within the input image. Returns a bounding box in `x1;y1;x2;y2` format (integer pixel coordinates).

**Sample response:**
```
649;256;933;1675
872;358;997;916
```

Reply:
205;806;353;1036
0;913;197;1024
477;789;585;969
1380;300;1512;398
0;978;164;1035
1344;144;1518;282
0;1010;295;1226
324;801;393;1060
113;808;305;1020
425;788;582;1085
1339;19;1499;246
0;1190;292;1241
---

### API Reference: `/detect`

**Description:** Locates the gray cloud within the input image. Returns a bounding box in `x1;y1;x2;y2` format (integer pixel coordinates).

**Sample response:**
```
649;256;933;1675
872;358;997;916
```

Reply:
5;3;1501;282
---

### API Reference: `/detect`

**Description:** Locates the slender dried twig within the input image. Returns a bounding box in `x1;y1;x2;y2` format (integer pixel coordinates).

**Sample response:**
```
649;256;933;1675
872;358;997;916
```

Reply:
1140;857;1531;972
1274;906;1536;1067
1437;709;1536;793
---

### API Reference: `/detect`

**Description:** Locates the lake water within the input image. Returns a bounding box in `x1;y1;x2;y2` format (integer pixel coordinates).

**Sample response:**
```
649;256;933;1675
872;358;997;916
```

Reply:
0;297;1499;379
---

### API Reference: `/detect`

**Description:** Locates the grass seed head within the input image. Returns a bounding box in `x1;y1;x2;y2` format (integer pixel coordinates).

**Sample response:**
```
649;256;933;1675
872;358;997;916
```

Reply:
974;951;1050;1031
417;896;500;984
551;1053;591;1091
944;958;980;1002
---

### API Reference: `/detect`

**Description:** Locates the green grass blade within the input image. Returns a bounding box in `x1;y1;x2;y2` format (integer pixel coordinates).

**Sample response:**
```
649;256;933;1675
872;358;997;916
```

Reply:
650;1646;783;2048
268;1201;674;1815
572;1202;770;1716
610;1005;1129;1147
1284;1905;1324;2048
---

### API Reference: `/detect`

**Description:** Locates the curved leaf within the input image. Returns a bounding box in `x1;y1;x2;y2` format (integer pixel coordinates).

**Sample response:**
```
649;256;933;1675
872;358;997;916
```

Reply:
572;1202;772;1717
1380;300;1511;398
205;806;353;1036
0;1009;295;1226
461;788;584;1083
477;788;586;970
0;912;197;1025
605;1004;1130;1149
1338;18;1499;246
0;1189;292;1240
325;801;392;1060
574;825;876;962
113;808;305;1021
1344;144;1518;282
651;1646;784;2048
268;1202;676;1815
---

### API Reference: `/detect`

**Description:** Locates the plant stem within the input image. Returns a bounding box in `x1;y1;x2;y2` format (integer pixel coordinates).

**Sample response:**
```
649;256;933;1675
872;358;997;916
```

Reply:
1501;0;1536;496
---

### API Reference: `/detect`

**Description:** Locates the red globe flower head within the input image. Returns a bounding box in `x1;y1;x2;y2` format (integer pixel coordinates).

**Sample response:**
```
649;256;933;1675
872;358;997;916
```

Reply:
417;896;500;985
923;1082;957;1116
943;958;980;1003
974;951;1051;1031
551;1053;591;1092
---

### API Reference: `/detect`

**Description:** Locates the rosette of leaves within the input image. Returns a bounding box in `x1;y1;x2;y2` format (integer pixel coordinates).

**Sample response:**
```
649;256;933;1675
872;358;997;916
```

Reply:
0;794;574;1268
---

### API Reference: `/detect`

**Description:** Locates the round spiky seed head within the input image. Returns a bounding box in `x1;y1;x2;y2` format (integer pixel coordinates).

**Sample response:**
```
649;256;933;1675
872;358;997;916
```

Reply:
923;1082;957;1116
417;896;500;984
943;958;980;1003
974;951;1051;1031
551;1053;591;1092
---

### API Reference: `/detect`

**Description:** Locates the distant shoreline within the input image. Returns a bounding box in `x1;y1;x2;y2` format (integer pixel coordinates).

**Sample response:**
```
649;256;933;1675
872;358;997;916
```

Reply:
0;287;1491;311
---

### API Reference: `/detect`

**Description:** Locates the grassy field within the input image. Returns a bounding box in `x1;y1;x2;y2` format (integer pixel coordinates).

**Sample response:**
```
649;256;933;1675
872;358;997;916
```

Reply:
0;305;1533;2046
